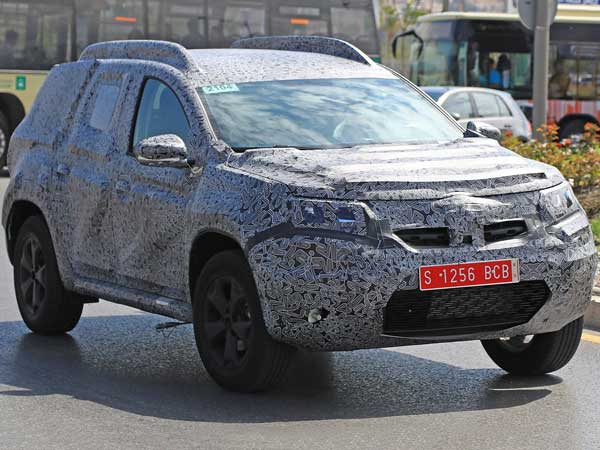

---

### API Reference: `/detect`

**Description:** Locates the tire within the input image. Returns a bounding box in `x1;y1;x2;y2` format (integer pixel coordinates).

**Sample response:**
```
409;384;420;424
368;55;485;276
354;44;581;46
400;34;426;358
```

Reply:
0;110;9;168
13;215;83;334
481;317;584;375
558;118;588;140
193;249;294;392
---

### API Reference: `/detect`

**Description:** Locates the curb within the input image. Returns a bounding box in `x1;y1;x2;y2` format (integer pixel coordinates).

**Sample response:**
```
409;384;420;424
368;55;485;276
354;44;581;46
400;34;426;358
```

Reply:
584;294;600;331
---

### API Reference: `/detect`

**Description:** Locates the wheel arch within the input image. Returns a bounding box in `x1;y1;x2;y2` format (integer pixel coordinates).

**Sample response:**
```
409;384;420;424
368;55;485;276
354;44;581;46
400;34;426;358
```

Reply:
188;230;244;297
5;200;45;264
0;93;26;135
557;113;599;129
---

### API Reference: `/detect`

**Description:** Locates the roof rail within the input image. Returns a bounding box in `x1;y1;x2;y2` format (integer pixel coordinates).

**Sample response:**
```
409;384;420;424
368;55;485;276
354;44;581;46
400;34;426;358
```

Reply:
79;40;201;74
231;36;374;66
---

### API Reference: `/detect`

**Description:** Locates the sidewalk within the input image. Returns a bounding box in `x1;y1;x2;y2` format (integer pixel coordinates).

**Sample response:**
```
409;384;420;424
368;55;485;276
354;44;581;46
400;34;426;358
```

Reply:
584;264;600;331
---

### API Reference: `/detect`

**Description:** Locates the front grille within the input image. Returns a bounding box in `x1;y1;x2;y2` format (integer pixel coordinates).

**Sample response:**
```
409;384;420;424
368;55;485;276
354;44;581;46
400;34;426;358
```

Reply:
383;281;549;337
484;220;528;243
395;227;450;247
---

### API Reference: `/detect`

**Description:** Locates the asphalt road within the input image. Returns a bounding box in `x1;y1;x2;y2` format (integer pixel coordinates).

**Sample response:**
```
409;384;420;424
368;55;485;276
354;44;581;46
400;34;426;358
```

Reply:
1;171;599;450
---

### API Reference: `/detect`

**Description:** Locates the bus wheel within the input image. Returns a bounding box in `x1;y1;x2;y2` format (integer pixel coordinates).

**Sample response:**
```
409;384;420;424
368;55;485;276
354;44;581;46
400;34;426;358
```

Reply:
0;110;9;168
558;118;588;140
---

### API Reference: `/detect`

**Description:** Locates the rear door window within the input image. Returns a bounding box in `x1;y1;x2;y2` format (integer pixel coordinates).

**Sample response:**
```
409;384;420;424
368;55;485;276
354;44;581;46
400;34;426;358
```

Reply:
472;92;501;118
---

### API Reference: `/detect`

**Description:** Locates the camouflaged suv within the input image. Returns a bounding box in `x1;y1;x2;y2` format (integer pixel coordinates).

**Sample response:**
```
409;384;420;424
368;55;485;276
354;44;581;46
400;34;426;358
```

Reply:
2;37;597;392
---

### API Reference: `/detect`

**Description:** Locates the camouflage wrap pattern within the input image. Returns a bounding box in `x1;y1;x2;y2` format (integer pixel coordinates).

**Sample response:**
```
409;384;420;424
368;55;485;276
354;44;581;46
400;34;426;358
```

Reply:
2;38;597;351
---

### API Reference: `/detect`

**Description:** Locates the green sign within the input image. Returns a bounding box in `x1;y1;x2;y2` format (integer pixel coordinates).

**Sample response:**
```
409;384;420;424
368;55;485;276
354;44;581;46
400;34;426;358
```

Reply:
15;75;26;91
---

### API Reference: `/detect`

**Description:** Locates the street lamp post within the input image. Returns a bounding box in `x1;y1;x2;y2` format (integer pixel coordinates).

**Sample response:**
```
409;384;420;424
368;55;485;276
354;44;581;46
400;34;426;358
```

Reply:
532;0;551;139
518;0;557;140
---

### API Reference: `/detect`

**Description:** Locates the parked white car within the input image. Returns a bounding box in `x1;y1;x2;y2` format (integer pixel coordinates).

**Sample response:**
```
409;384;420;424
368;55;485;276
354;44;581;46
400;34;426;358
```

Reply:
423;87;532;141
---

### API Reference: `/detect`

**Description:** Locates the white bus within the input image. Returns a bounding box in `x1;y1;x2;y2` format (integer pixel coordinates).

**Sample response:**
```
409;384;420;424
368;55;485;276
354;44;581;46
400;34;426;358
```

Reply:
393;5;600;138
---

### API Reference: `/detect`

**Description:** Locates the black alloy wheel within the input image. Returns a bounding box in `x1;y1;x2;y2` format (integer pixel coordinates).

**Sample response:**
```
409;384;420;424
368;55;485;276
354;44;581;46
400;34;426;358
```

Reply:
13;216;83;334
193;250;294;392
18;233;48;317
202;275;253;370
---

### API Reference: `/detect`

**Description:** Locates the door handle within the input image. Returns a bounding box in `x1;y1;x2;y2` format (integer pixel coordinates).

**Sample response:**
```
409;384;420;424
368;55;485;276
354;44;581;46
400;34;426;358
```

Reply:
115;180;130;193
55;164;70;176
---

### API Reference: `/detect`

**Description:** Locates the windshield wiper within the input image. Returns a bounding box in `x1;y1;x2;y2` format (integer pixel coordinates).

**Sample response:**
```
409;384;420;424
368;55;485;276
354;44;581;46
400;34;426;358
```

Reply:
233;145;333;151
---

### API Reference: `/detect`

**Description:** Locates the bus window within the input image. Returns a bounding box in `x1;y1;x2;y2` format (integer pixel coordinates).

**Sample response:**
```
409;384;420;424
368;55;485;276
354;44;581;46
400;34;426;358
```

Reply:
0;0;71;70
75;0;146;54
331;7;377;55
144;1;266;49
145;1;210;47
468;49;531;97
271;4;328;37
550;43;600;100
270;1;379;56
420;40;458;86
222;3;266;42
411;21;457;85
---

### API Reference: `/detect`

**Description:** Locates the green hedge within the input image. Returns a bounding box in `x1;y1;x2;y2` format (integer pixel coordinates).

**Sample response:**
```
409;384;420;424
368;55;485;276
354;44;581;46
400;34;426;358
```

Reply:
502;123;600;247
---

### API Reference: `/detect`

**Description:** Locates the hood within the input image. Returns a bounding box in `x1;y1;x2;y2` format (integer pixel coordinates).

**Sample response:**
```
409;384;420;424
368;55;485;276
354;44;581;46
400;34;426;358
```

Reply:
226;138;564;200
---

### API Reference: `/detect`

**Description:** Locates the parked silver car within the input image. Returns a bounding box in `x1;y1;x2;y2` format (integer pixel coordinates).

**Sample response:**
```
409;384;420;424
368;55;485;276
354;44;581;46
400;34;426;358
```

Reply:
423;86;532;140
2;38;596;392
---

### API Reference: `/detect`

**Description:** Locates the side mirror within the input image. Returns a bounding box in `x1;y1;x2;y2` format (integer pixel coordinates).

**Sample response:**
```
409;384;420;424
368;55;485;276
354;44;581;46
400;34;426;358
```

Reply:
464;121;502;142
133;134;189;168
451;112;461;121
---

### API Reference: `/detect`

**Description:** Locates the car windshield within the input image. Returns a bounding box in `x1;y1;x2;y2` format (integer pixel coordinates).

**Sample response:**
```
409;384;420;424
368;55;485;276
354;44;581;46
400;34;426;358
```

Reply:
198;78;462;151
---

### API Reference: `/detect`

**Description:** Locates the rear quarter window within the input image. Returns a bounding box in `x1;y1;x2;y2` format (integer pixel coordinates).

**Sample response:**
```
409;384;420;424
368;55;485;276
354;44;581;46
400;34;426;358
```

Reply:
15;60;96;145
496;96;513;117
89;83;121;131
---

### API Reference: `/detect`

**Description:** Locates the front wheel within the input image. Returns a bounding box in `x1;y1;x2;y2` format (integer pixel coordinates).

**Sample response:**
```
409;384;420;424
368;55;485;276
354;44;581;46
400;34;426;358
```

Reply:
481;317;584;375
192;250;295;392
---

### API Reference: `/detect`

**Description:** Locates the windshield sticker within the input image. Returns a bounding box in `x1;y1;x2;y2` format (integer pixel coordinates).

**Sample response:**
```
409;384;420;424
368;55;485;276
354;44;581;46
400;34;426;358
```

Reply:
202;84;240;94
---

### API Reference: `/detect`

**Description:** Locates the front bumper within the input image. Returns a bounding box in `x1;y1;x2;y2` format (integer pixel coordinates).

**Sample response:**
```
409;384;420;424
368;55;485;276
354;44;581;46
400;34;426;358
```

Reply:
248;228;597;351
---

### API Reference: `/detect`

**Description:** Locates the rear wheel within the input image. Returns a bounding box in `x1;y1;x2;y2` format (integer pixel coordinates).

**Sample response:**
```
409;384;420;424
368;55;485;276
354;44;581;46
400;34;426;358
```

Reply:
193;250;294;392
558;118;588;140
481;317;584;375
13;216;83;334
0;110;9;168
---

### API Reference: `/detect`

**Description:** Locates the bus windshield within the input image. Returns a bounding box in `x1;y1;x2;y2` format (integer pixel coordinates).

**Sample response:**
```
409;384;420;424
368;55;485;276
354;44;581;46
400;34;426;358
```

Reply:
405;18;600;101
199;78;463;151
409;20;533;99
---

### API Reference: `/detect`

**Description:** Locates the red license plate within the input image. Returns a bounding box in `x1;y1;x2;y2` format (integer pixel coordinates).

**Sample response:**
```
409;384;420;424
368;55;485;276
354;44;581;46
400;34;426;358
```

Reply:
419;259;519;291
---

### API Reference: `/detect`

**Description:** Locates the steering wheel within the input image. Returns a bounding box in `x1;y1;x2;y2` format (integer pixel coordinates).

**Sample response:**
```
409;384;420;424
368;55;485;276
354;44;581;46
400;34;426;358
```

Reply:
333;118;379;145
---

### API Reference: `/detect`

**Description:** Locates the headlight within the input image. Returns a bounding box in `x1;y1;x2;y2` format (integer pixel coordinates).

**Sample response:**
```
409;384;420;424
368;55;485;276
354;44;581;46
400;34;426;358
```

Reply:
539;183;581;226
288;199;369;235
539;183;590;240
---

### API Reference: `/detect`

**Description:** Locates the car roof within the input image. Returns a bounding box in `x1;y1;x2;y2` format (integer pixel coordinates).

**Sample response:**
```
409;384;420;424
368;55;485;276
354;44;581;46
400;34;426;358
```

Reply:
421;86;451;95
189;48;393;87
80;39;396;87
423;86;515;97
421;86;451;100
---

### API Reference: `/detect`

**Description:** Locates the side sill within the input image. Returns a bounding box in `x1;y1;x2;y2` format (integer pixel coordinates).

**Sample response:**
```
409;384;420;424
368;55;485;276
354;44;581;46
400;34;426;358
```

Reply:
73;278;193;322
